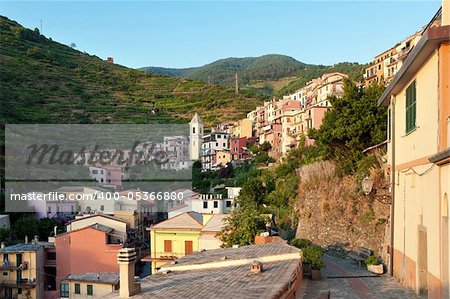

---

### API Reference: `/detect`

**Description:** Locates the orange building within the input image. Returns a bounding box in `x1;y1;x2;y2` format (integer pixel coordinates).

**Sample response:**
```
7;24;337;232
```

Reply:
55;225;122;297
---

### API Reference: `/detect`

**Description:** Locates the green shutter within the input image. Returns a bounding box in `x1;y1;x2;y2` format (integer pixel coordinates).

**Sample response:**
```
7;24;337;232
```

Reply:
406;81;416;133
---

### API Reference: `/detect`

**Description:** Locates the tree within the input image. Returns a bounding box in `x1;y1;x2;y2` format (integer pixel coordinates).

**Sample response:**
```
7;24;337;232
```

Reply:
218;207;268;247
70;42;77;48
308;79;387;173
13;216;38;241
236;177;266;208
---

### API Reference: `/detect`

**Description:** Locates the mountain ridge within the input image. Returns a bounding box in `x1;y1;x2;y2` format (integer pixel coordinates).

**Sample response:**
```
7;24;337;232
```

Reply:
140;55;368;96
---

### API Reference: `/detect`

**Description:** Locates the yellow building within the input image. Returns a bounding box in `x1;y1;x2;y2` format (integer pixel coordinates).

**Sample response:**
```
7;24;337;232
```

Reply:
233;118;253;138
146;212;204;273
145;212;226;273
0;241;55;299
378;4;449;298
215;150;232;166
61;273;119;299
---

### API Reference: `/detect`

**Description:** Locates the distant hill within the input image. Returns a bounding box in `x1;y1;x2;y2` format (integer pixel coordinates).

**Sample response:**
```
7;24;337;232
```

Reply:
140;56;367;97
140;54;307;85
0;16;264;126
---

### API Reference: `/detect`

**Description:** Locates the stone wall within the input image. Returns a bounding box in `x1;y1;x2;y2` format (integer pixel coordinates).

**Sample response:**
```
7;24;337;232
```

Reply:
295;161;391;260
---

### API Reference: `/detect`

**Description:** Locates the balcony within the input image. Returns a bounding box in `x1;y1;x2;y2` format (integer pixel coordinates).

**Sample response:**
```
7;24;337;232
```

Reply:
0;262;28;270
0;279;37;289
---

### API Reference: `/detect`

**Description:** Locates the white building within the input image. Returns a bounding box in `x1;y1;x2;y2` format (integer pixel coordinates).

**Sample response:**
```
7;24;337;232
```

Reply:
168;187;240;218
189;113;203;160
201;132;229;170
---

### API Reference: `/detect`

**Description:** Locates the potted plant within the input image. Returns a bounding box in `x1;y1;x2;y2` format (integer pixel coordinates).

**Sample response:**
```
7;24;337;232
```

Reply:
365;255;383;274
290;238;314;276
302;245;325;280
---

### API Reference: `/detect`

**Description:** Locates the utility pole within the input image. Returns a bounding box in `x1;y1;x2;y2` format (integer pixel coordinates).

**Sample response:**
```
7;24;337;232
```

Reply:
40;19;42;34
235;73;239;94
208;76;211;85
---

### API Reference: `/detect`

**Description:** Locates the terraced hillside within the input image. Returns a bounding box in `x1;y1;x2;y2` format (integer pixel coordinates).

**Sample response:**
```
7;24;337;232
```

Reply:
0;16;264;126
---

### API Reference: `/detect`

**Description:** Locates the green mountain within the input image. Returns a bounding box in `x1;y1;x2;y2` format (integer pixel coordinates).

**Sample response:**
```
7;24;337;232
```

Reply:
0;16;264;126
140;56;367;97
140;54;307;85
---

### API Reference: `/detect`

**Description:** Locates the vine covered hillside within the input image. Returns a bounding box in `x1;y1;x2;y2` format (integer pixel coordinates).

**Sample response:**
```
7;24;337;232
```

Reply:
0;16;264;126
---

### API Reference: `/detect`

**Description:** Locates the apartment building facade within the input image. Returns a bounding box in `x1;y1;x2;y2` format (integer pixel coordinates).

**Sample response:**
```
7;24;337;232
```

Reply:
378;5;449;297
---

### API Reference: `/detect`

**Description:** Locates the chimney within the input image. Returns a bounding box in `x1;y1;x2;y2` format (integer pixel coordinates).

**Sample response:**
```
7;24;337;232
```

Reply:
25;235;28;244
251;260;263;274
117;248;141;298
34;235;39;243
443;0;450;26
1;242;4;249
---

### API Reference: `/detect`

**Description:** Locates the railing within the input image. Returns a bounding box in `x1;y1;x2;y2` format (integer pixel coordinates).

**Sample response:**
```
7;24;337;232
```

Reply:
0;279;37;288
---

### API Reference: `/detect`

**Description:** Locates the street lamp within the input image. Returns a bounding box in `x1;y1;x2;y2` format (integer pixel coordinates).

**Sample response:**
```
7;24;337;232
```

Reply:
362;176;374;195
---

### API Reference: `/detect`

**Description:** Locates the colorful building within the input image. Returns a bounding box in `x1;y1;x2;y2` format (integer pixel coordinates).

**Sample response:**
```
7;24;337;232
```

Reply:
215;150;232;167
60;273;119;299
55;225;123;297
378;4;449;297
0;241;55;299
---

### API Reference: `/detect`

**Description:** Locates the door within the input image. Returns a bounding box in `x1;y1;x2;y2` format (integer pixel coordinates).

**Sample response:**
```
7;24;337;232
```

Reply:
185;241;193;255
417;227;428;296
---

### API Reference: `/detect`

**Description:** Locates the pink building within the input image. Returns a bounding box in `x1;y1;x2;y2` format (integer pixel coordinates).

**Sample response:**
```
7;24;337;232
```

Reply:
230;137;248;160
55;225;122;297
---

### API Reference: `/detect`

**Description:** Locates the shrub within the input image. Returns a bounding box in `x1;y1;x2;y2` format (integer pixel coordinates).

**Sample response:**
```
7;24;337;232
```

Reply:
364;255;379;265
290;238;312;249
302;245;325;270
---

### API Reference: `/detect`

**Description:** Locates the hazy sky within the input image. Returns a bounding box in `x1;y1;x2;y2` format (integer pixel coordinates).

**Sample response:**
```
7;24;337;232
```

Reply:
0;1;441;69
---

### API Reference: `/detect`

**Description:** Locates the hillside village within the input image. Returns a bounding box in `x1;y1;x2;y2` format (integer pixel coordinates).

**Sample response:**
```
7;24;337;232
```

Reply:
0;1;449;299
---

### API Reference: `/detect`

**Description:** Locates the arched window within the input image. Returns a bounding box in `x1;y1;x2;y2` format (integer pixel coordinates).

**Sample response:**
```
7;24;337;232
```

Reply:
193;127;196;134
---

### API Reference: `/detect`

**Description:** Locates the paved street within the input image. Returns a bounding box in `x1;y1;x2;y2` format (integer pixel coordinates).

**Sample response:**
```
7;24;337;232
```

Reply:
298;254;423;299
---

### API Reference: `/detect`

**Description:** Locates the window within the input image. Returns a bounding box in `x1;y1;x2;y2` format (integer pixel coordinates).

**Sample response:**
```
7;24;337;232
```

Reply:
226;201;232;208
3;272;7;276
92;169;98;174
47;252;56;260
406;80;417;133
193;127;195;134
203;201;208;209
60;282;69;298
18;288;22;295
75;283;81;294
48;206;52;213
164;240;172;253
213;201;218;208
87;284;93;296
100;205;104;211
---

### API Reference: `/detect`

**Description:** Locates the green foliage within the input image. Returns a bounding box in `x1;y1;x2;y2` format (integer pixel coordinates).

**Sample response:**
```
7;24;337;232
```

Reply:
0;228;11;241
308;79;387;174
364;255;379;265
0;16;263;125
302;245;325;270
12;216;59;241
290;238;312;249
13;217;39;241
141;54;307;85
218;208;268;247
237;177;267;209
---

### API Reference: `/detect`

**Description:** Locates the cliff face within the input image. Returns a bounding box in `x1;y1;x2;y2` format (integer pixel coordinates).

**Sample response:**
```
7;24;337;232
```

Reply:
295;161;391;260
